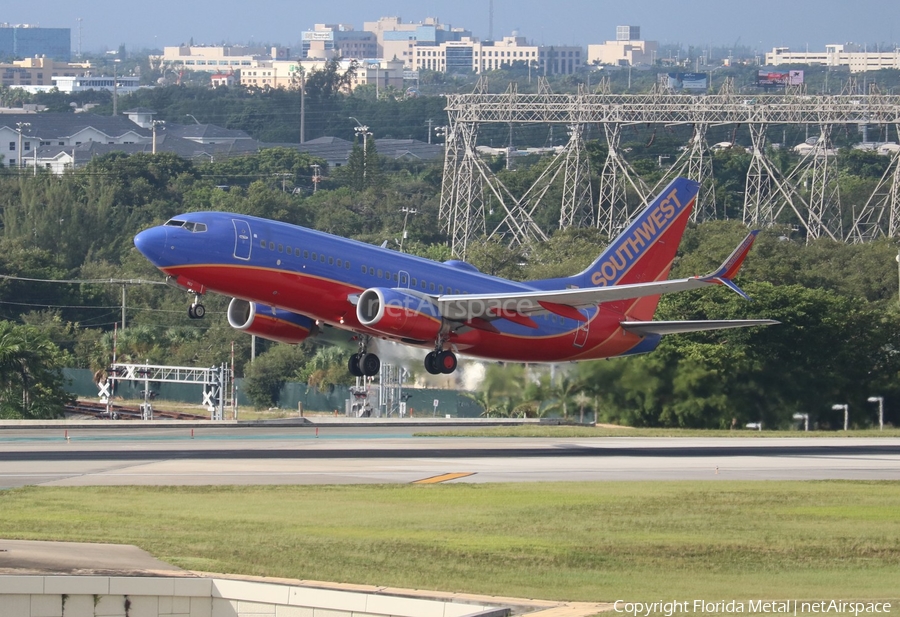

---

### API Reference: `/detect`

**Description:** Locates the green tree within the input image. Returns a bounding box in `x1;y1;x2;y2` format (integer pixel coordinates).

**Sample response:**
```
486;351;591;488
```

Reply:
0;321;72;418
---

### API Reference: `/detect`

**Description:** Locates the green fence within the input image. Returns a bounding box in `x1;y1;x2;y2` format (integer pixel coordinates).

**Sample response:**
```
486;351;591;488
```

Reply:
63;369;483;418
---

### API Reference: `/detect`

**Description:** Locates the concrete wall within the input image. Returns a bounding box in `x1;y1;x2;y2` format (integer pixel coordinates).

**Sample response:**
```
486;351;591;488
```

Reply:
0;576;500;617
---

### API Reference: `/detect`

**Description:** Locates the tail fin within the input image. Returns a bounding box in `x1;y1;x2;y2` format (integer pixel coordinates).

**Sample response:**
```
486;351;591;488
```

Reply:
579;177;699;319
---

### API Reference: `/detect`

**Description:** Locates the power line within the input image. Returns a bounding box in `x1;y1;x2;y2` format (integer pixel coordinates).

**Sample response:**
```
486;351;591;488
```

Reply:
0;274;166;286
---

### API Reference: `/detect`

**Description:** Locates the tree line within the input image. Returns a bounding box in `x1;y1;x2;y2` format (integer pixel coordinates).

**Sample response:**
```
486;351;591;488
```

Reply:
0;121;898;426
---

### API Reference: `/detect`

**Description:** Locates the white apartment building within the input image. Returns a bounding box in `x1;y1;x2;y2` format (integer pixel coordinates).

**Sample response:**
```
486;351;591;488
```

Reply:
587;26;658;66
13;75;142;95
153;45;289;74
413;36;582;75
240;59;405;92
765;45;900;73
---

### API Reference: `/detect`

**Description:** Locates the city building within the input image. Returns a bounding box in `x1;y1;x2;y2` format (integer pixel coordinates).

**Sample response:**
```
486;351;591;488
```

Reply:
413;35;583;75
1;56;91;88
152;45;288;74
587;25;658;66
12;74;142;95
240;58;404;92
765;45;900;73
364;17;471;67
301;24;377;60
0;24;71;61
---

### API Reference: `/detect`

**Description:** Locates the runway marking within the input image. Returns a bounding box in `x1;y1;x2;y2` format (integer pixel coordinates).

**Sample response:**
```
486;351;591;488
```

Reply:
413;472;475;484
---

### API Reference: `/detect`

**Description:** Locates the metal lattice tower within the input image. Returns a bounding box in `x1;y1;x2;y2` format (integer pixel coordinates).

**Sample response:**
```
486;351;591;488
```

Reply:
441;88;900;244
803;125;843;240
559;123;594;228
650;123;716;221
850;126;900;242
596;122;649;236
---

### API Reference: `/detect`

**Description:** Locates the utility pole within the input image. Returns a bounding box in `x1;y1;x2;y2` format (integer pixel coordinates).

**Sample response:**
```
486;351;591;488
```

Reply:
426;119;434;144
15;122;31;169
151;120;165;154
399;207;417;252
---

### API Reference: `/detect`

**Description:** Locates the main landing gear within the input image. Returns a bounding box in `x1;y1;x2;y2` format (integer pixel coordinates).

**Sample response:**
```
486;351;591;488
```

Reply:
424;348;457;375
348;337;380;377
187;294;205;319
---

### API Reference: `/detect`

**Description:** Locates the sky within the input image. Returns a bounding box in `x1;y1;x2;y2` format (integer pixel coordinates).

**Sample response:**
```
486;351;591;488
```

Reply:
4;0;899;55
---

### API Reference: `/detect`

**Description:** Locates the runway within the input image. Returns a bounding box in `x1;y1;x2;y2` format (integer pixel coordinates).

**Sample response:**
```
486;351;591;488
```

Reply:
0;425;898;487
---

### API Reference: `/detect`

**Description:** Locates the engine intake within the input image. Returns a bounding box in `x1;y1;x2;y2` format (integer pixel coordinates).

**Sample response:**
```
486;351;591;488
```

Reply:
227;298;317;344
357;288;443;342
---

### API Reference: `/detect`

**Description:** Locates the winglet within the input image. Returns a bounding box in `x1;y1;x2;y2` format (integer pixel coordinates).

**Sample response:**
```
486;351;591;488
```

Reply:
696;231;759;300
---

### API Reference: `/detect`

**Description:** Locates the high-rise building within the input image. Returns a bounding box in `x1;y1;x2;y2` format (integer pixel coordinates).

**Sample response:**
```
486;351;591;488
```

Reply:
0;24;71;61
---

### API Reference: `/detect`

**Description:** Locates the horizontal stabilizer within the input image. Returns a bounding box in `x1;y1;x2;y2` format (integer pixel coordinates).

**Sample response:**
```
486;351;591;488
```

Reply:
621;319;779;336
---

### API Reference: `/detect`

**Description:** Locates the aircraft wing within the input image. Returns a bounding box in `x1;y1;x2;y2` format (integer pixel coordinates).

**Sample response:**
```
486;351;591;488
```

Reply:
436;231;762;327
621;320;780;335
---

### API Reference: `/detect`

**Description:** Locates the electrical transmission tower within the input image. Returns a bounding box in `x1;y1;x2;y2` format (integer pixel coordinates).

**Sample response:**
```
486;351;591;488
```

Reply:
440;86;900;248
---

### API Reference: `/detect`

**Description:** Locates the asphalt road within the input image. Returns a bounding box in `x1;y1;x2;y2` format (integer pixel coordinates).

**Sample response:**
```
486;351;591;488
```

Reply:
1;425;898;487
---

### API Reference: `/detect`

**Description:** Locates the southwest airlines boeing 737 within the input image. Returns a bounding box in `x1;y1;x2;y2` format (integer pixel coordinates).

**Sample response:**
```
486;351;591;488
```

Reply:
134;177;776;376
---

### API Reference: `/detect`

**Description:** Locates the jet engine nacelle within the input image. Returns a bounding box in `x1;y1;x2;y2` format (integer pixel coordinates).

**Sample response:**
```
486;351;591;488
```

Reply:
227;298;318;345
357;288;444;342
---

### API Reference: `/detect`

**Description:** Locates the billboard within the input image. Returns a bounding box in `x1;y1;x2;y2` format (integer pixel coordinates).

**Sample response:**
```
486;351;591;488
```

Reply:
757;69;804;88
667;73;708;90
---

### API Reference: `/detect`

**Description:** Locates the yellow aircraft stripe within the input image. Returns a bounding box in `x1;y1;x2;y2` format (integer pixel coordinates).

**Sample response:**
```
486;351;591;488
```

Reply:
413;472;475;484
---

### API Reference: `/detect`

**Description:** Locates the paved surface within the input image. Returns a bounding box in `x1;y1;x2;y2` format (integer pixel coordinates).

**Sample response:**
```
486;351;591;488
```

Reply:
0;539;185;575
0;425;898;486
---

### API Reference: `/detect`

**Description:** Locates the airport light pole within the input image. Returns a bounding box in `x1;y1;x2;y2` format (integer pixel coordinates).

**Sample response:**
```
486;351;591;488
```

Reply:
832;404;849;431
867;396;884;431
185;114;201;124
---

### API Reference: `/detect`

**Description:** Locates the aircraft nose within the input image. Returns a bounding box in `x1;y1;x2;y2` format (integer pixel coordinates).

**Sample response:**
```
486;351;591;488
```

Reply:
133;226;167;265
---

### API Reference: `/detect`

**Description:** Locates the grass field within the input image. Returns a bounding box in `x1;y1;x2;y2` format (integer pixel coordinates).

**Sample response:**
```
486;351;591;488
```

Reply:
418;425;900;438
1;481;898;603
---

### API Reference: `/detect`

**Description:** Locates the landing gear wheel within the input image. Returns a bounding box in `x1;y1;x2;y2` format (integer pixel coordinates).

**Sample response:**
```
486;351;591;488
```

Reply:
188;305;196;319
361;353;381;376
438;350;458;374
348;353;363;377
424;352;441;375
192;303;205;319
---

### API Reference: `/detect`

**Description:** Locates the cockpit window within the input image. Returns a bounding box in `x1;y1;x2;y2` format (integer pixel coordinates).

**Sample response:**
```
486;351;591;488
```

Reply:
164;219;207;233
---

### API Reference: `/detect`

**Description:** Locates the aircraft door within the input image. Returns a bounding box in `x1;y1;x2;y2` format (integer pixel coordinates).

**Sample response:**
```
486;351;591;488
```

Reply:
398;270;410;288
232;219;252;261
573;310;590;348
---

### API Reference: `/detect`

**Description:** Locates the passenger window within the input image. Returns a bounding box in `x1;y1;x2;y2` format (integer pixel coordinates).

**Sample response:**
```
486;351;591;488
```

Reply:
384;271;391;280
369;267;375;275
336;259;342;267
377;269;383;278
411;278;417;286
421;280;426;289
286;246;291;254
303;250;309;258
328;257;334;265
438;285;444;293
294;248;300;257
393;273;398;282
429;283;435;292
260;240;266;248
269;242;275;250
312;253;317;261
361;265;367;274
278;244;283;253
345;262;350;269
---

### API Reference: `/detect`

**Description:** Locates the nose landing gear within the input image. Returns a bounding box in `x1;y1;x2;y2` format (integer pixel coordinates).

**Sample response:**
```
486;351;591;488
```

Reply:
188;295;205;319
